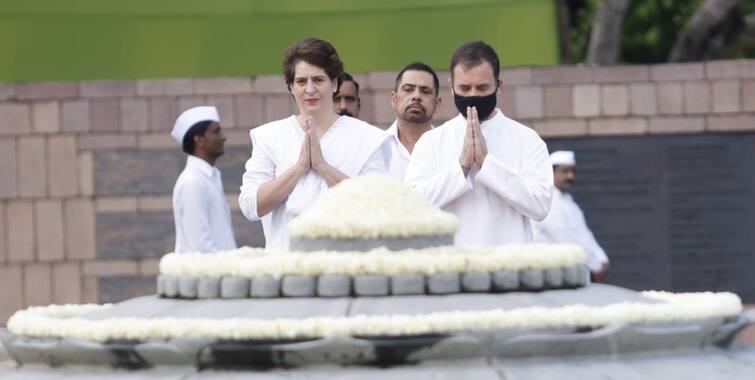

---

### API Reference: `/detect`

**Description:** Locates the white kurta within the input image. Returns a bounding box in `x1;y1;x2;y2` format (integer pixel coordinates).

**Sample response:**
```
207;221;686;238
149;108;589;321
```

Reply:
404;109;553;246
386;120;434;180
172;155;237;253
239;115;391;250
533;187;609;272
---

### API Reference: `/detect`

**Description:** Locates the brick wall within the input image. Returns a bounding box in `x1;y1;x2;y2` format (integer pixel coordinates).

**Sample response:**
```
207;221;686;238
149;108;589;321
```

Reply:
1;60;754;323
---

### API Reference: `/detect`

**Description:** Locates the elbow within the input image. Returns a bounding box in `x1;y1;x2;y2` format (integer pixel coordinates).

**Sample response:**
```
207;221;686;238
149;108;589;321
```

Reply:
238;191;261;221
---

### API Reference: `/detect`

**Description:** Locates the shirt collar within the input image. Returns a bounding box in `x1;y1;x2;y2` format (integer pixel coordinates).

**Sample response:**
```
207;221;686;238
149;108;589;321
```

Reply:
186;155;217;178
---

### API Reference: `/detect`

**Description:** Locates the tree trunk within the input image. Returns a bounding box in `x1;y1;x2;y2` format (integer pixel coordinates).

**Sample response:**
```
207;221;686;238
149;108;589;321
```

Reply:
668;0;741;62
586;0;629;65
556;0;575;64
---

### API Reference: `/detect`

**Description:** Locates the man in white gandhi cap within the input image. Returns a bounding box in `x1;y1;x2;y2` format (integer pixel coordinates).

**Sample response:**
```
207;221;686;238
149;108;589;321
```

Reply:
170;106;237;253
533;150;610;282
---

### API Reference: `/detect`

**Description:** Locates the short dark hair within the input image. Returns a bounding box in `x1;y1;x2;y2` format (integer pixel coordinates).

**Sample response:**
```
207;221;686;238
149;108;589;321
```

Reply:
394;62;440;96
182;121;212;155
449;40;500;80
282;38;344;92
342;72;360;96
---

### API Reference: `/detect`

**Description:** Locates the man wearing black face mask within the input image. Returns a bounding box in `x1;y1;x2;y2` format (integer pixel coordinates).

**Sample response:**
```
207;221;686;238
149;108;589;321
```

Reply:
404;40;553;246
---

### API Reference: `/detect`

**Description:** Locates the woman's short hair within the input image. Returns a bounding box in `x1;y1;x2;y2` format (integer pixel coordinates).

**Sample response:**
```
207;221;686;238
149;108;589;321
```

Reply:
282;37;344;91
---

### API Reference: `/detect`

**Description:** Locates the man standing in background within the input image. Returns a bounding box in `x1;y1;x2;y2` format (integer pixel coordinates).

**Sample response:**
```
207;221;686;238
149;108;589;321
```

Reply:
333;72;361;118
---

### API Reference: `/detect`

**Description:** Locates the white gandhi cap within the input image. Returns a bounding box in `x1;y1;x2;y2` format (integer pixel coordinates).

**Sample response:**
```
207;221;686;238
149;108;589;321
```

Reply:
171;106;220;143
550;150;576;166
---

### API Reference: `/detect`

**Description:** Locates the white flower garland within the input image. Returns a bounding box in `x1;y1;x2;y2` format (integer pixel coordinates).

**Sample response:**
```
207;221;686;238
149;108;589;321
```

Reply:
159;244;586;278
7;291;741;342
288;176;459;239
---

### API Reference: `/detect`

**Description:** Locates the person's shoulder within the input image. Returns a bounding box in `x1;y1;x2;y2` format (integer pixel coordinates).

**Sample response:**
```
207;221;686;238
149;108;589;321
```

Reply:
250;116;295;139
339;116;389;139
422;115;462;141
501;113;544;141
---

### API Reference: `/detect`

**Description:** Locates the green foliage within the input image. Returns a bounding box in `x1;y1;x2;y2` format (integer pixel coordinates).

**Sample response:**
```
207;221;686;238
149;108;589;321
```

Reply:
620;0;702;63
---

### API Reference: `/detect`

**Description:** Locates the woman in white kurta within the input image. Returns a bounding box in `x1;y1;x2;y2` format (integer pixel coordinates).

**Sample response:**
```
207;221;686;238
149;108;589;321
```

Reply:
239;38;390;249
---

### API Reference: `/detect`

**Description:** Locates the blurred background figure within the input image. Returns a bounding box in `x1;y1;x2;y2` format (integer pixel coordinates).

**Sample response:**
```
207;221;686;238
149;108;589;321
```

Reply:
333;72;361;118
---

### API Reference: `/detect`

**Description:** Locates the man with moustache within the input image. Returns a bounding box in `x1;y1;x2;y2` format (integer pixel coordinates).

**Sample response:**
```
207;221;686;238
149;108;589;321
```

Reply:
533;151;610;282
333;72;361;118
387;62;441;180
405;40;552;246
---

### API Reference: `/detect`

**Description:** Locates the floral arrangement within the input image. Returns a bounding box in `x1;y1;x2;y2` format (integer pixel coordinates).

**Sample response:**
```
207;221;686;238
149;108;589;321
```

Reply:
159;244;586;278
288;175;459;239
7;291;742;342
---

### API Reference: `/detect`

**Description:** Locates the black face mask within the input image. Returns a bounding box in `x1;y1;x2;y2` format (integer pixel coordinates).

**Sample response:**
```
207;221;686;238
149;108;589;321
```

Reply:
453;90;497;120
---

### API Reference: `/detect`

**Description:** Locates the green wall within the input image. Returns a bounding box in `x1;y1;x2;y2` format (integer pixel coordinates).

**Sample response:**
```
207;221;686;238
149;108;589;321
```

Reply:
0;0;559;82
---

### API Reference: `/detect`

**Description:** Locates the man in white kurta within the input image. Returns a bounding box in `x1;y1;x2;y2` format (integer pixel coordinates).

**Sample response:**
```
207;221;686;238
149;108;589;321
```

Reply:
405;109;553;246
171;106;237;253
239;115;390;249
533;150;609;281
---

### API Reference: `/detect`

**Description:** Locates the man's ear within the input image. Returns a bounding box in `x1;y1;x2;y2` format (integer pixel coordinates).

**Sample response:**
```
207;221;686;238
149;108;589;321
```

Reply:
390;91;397;109
433;96;442;116
193;133;205;149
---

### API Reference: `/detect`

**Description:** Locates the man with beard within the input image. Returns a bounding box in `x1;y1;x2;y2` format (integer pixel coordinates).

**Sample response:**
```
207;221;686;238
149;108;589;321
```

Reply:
171;106;237;253
405;40;552;246
332;72;361;118
533;151;609;282
386;62;441;180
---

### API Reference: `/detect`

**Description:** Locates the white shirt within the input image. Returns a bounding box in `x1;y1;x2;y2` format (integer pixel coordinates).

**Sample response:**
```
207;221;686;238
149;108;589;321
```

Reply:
533;187;609;272
386;120;433;180
404;109;553;246
239;115;391;250
172;155;237;253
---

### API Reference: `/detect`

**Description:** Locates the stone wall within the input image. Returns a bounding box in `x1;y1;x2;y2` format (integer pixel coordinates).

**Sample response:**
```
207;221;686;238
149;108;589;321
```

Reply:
0;60;754;323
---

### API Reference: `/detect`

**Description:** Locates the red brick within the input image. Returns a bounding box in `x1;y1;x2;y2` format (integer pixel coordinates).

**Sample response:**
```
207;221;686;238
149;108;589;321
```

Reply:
0;138;17;198
64;199;96;260
648;116;705;134
683;81;711;114
543;86;572;118
35;200;65;261
601;85;629;116
135;79;163;96
657;82;683;114
138;132;176;149
23;263;52;306
707;114;755;132
369;90;394;125
95;197;137;212
138;257;161;275
592;65;649;83
17;136;47;197
234;94;264;128
31;101;60;133
82;277;99;303
744;81;755;112
0;83;16;100
514;86;543;119
712;80;741;113
589;118;647;135
265;94;296;121
651;63;704;81
61;100;90;132
0;265;23;323
47;135;78;197
532;119;587;137
78;133;137;150
82;259;139;276
705;60;755;79
148;97;178;131
177;96;207;112
78;151;93;196
365;72;397;90
0;103;31;134
6;201;34;262
194;77;252;95
253;74;289;93
629;83;657;115
80;80;134;98
162;79;194;95
500;67;533;85
90;99;119;131
137;196;172;211
224;129;252;148
206;96;235;127
52;262;82;304
0;203;5;261
573;84;600;117
120;98;149;131
532;66;592;84
16;82;77;100
498;84;516;117
358;91;376;124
